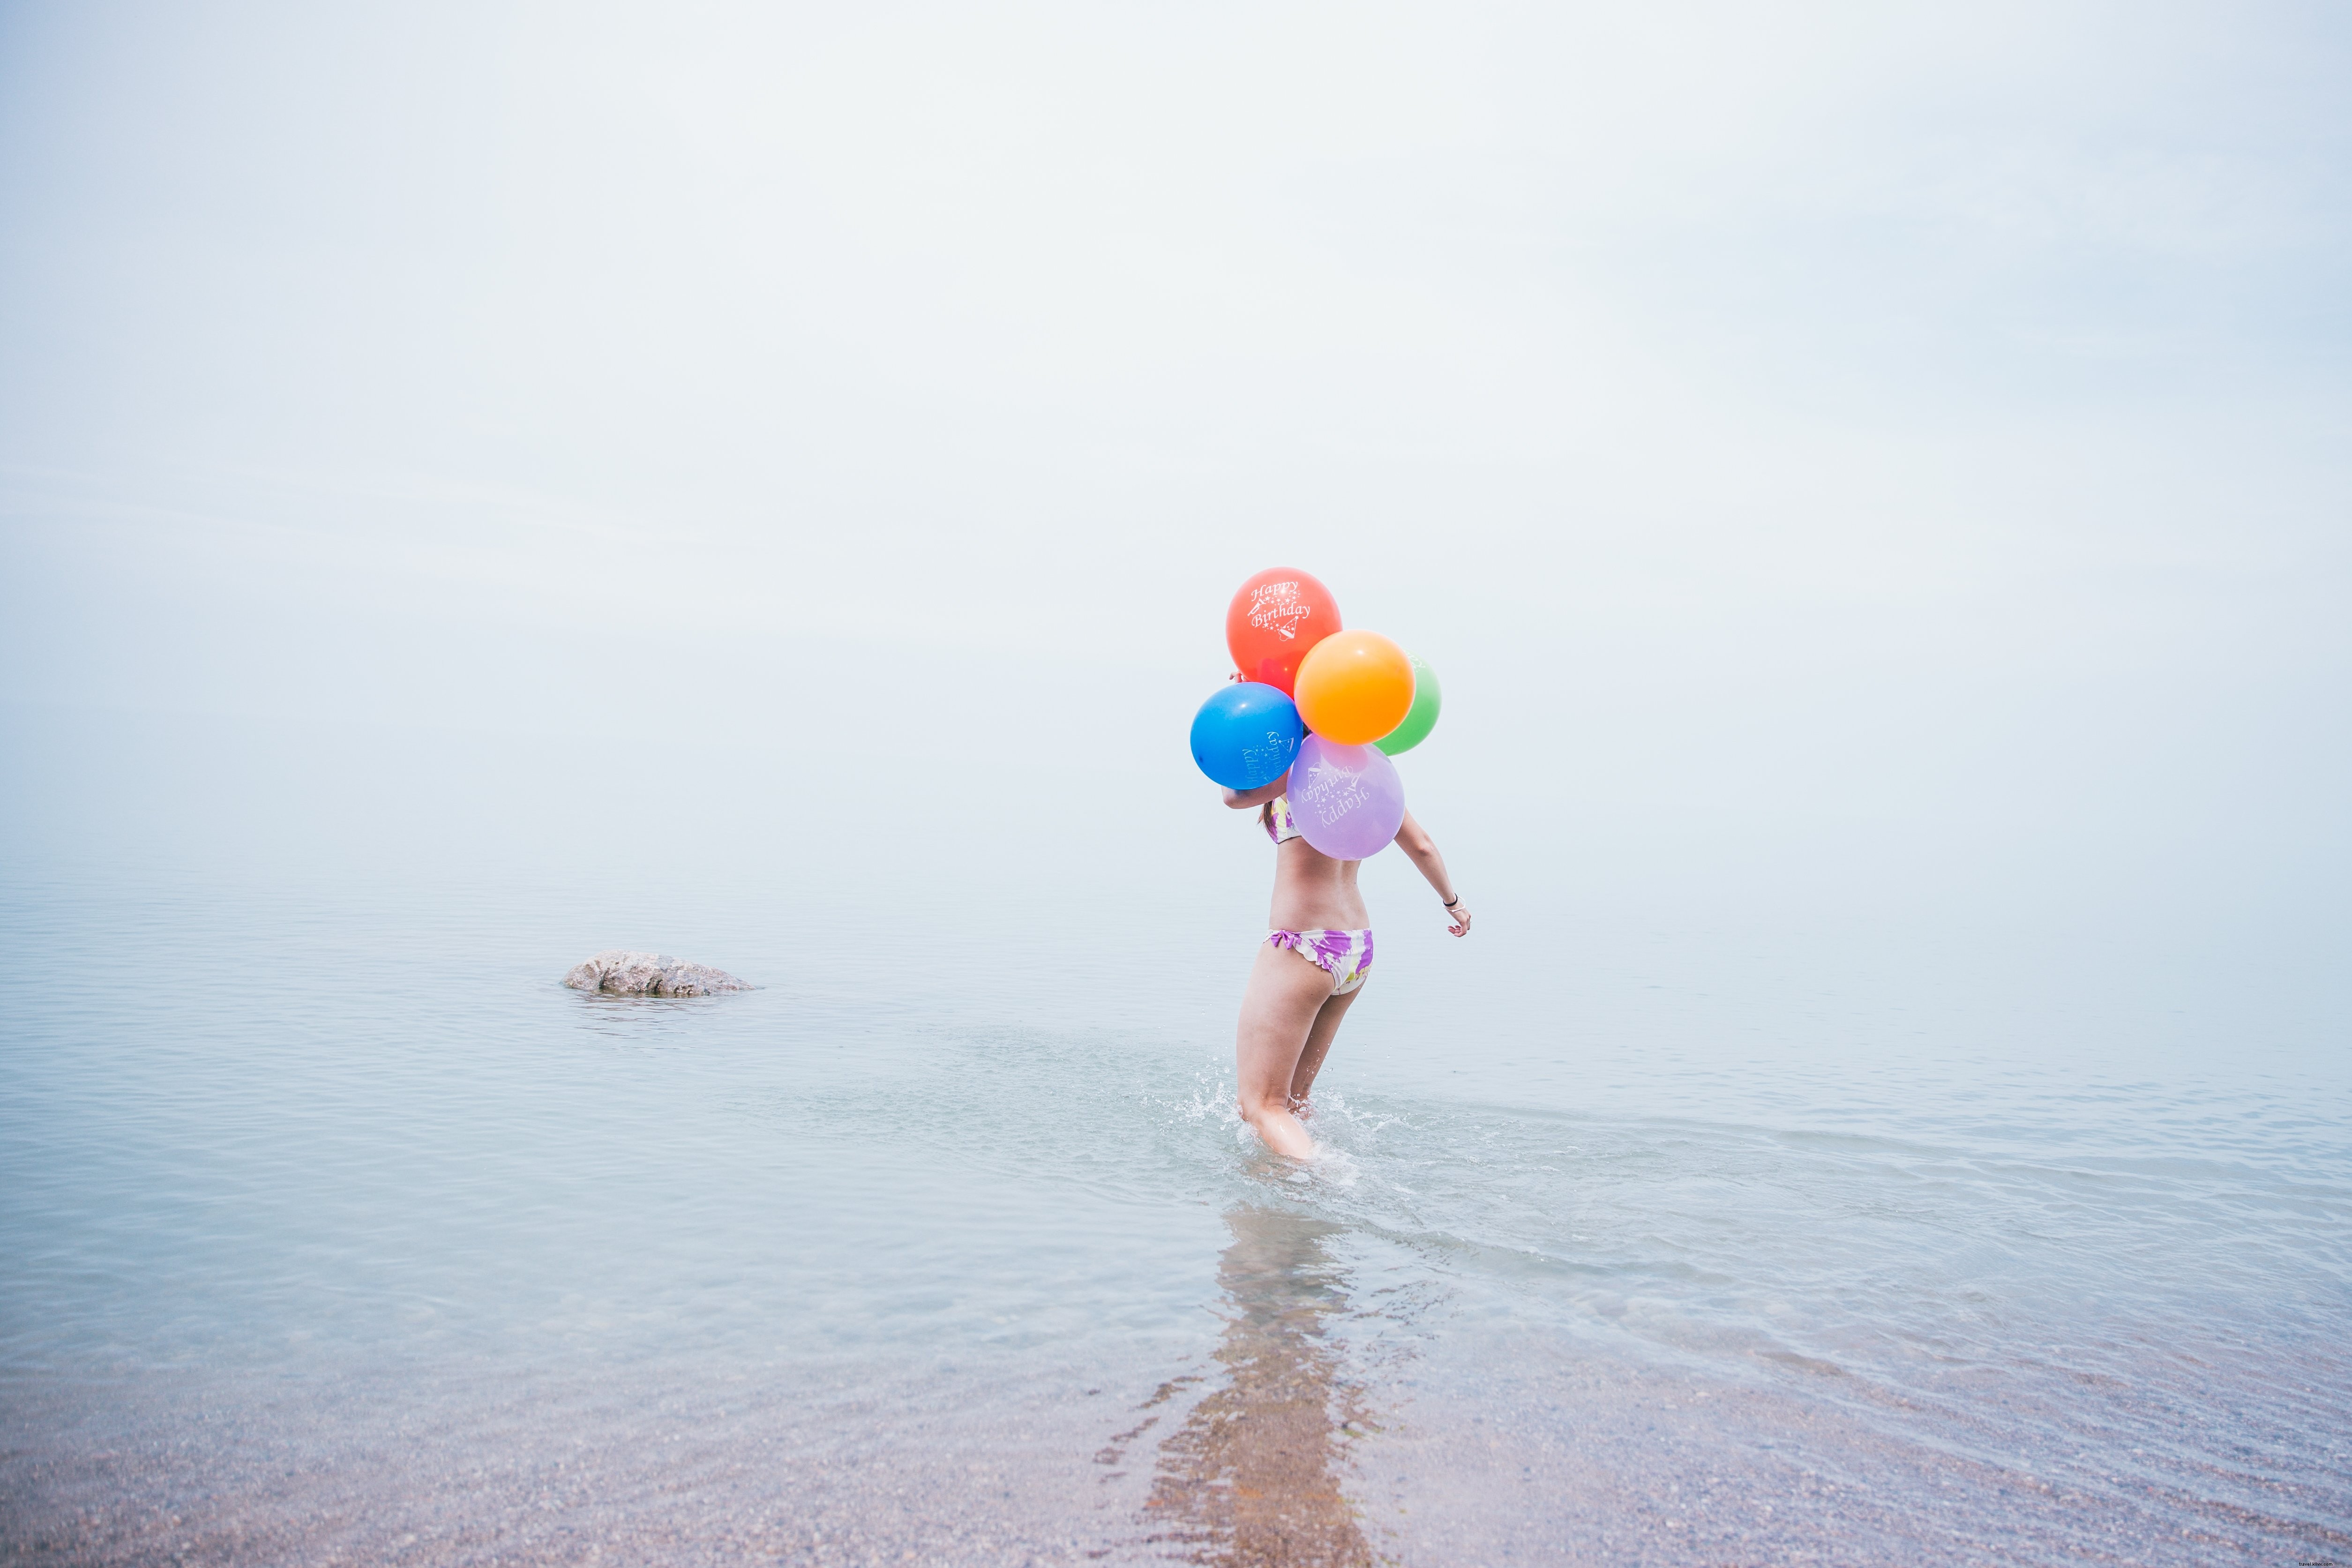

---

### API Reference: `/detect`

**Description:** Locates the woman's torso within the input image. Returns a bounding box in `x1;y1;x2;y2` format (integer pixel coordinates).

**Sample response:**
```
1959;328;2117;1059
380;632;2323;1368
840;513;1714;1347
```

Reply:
1264;797;1370;931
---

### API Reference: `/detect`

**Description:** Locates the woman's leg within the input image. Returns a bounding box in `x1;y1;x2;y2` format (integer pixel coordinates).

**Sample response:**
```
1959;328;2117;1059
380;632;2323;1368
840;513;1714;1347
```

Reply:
1288;982;1365;1111
1235;942;1338;1159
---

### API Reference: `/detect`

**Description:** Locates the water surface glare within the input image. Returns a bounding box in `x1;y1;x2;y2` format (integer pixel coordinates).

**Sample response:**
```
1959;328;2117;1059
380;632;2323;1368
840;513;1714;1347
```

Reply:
2;870;2347;1565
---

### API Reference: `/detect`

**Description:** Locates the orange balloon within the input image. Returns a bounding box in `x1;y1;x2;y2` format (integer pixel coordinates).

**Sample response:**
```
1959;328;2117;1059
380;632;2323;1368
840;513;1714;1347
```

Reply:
1225;568;1342;695
1294;630;1416;745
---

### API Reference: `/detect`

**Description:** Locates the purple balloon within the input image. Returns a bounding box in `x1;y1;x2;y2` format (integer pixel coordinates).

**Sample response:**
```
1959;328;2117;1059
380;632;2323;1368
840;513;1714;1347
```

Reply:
1288;734;1406;860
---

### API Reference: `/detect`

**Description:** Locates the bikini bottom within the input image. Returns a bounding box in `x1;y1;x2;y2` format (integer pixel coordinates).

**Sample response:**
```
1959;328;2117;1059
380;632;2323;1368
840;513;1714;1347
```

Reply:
1266;928;1374;995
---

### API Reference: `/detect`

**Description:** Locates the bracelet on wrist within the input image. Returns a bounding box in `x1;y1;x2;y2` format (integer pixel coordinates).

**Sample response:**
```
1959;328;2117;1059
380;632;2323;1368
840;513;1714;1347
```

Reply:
1443;895;1460;908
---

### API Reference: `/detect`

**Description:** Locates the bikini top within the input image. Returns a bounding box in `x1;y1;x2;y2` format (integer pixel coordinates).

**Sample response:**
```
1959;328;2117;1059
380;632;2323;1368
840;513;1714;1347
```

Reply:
1263;795;1303;846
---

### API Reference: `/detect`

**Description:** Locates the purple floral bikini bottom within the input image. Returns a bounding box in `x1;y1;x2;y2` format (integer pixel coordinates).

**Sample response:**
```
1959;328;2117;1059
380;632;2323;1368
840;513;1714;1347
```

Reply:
1266;928;1374;995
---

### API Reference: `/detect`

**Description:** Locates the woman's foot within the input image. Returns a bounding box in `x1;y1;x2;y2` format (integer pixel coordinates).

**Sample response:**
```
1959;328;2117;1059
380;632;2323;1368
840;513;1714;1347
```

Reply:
1243;1102;1318;1160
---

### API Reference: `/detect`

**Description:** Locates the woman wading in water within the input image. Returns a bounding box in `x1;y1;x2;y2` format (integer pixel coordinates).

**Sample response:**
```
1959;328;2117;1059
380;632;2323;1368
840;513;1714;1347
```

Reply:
1221;776;1470;1158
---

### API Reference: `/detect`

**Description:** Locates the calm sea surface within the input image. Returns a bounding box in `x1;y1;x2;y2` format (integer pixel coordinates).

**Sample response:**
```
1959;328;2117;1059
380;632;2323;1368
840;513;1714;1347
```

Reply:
3;821;2349;1564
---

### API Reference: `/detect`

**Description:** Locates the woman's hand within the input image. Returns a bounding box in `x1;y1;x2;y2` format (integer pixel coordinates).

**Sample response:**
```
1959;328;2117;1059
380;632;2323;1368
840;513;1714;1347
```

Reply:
1394;810;1469;935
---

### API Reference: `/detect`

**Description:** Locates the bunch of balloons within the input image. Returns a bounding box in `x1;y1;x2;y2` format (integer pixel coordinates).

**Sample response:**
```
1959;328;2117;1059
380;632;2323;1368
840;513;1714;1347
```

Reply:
1188;567;1442;859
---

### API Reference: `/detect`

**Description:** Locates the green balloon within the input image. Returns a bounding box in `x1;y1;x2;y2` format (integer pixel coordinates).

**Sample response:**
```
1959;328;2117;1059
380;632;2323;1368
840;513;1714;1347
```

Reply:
1375;656;1441;755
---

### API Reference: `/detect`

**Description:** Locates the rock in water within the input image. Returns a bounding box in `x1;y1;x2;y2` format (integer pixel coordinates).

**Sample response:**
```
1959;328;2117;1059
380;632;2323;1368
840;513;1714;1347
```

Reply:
562;950;750;997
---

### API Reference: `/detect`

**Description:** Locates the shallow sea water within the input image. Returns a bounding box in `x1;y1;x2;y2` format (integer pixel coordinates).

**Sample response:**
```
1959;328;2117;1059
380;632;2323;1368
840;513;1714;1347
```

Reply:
3;853;2349;1567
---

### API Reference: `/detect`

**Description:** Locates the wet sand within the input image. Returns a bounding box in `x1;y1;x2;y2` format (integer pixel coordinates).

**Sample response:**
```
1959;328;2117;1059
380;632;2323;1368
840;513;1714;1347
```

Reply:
10;1195;2350;1568
10;1335;2349;1565
1;1366;1154;1566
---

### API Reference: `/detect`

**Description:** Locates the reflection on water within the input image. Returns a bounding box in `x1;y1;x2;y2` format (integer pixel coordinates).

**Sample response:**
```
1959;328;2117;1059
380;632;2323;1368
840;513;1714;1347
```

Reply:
1143;1208;1376;1568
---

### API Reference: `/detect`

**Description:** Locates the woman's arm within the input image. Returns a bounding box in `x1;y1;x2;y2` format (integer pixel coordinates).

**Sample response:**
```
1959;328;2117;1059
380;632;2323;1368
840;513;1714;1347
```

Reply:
1394;810;1472;936
1221;771;1291;810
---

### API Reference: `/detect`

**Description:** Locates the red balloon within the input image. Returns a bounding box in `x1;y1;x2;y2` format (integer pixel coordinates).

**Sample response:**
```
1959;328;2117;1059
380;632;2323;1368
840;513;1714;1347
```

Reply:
1224;568;1342;695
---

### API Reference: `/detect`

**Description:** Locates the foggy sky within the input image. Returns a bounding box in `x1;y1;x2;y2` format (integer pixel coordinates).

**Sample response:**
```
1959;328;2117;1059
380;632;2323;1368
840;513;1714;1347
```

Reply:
2;0;2346;1051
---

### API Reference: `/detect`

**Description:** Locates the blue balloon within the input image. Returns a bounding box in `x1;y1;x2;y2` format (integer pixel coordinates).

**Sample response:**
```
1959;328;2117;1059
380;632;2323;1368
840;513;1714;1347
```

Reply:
1190;682;1304;790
